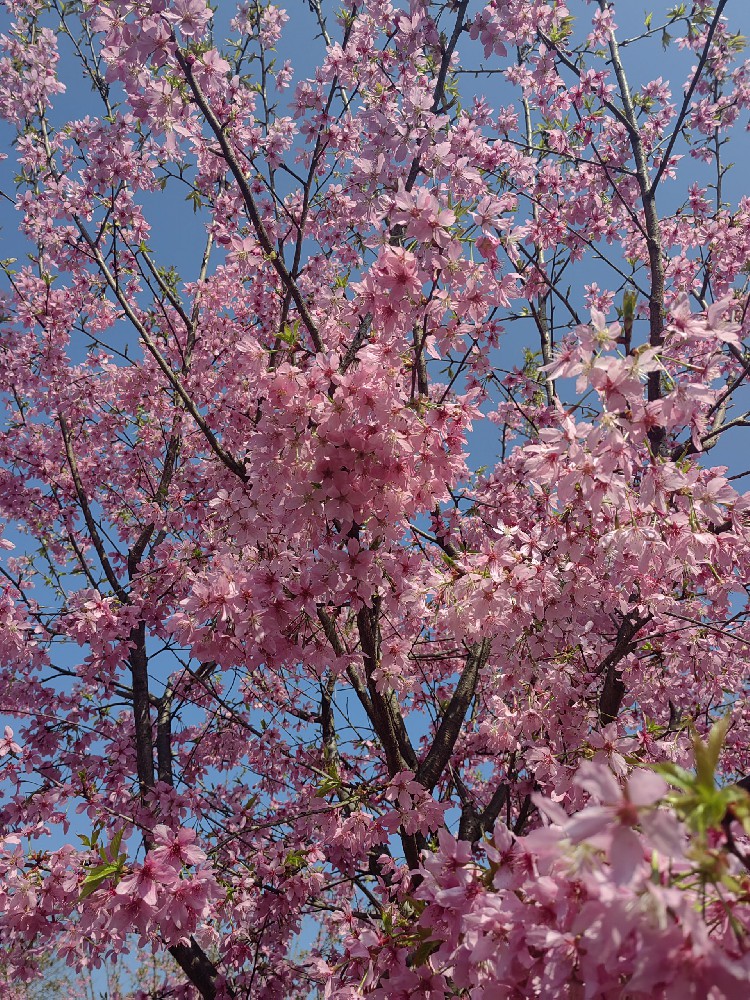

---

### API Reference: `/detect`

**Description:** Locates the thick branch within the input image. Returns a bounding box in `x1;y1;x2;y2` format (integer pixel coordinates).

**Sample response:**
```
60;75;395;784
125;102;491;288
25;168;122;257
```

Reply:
128;620;155;792
320;672;341;773
61;409;224;996
598;613;652;724
457;774;508;843
168;939;226;1000
356;604;418;775
480;781;510;834
599;3;666;448
541;14;667;444
317;606;376;720
417;638;491;792
156;683;174;787
341;313;372;374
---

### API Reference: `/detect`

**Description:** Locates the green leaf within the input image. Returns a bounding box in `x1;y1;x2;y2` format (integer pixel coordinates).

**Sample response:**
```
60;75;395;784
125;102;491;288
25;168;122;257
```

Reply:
652;760;695;791
410;937;440;967
622;290;637;322
728;32;747;53
278;319;301;346
110;827;124;858
547;14;575;44
284;849;307;873
652;718;739;839
78;861;121;900
77;823;102;852
439;550;459;570
316;775;340;797
726;785;750;835
692;715;730;791
316;761;342;797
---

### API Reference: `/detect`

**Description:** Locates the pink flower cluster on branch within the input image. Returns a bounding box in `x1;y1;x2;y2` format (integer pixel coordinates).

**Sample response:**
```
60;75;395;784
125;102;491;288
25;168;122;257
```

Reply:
339;752;750;999
0;0;749;997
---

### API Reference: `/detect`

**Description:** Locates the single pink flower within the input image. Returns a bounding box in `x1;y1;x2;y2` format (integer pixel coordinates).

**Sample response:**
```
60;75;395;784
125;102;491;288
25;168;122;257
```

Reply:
0;726;21;757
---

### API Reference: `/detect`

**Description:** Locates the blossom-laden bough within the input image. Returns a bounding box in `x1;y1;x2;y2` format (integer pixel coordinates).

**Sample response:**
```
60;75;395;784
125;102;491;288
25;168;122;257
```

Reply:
2;1;750;997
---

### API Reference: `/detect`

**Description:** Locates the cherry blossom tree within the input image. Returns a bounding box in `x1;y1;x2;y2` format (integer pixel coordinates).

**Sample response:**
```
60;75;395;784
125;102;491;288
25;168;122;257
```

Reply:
2;0;750;996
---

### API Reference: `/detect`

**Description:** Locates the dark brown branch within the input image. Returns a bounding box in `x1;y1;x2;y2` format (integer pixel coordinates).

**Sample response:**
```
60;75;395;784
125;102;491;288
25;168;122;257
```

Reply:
404;0;470;192
169;939;226;1000
134;241;193;331
598;613;652;724
412;323;429;399
73;221;247;480
480;781;510;837
341;313;372;374
317;606;375;720
320;673;339;770
456;773;509;843
156;683;174;787
417;638;491;792
128;620;155;792
352;603;422;872
59;414;128;603
172;44;323;353
597;3;666;448
128;416;182;578
541;13;668;447
356;603;418;775
137;657;231;998
649;1;729;195
513;793;535;835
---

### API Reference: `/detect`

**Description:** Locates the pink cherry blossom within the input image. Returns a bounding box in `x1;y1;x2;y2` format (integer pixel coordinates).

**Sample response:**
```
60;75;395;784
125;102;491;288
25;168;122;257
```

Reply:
0;1;749;996
151;825;207;870
115;853;178;908
0;726;21;758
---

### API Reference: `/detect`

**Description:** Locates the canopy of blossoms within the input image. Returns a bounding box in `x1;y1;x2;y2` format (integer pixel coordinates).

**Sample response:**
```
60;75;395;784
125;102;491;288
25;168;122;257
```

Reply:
1;1;750;997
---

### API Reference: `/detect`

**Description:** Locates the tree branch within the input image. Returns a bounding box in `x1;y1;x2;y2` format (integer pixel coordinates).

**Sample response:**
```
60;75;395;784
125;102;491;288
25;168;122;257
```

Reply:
74;221;247;480
416;638;491;792
59;414;128;603
404;0;470;192
171;42;323;353
598;613;652;724
649;1;729;195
